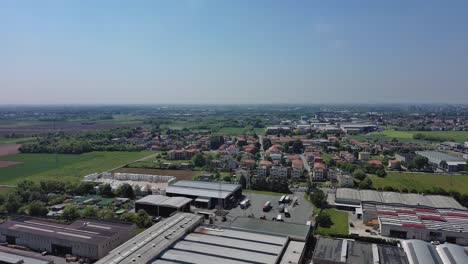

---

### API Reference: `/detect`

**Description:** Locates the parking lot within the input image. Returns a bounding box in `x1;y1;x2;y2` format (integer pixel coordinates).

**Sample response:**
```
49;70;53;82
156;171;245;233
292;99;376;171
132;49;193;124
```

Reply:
227;191;313;224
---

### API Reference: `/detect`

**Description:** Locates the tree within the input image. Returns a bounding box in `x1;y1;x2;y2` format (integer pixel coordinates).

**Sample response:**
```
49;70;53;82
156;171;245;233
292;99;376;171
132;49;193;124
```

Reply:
75;182;95;195
28;201;48;217
62;205;80;221
99;183;114;197
136;209;152;228
133;185;143;197
316;211;332;228
192;153;206;167
359;177;373;189
291;140;304;154
413;155;429;170
376;169;387;178
82;206;97;217
310;189;327;208
239;175;247;189
120;212;137;222
115;183;135;199
223;175;232;182
352;169;366;181
4;194;22;214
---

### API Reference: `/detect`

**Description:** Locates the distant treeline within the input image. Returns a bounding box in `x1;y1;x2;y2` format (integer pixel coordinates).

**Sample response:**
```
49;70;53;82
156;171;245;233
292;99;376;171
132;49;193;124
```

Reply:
19;128;144;154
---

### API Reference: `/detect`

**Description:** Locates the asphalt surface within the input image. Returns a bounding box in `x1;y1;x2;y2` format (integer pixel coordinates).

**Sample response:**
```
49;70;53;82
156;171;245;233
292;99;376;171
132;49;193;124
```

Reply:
227;192;313;224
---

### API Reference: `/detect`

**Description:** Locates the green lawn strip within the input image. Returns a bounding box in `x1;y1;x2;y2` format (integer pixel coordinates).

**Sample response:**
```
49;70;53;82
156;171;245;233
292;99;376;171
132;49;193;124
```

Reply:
0;137;37;144
369;172;468;194
315;208;349;236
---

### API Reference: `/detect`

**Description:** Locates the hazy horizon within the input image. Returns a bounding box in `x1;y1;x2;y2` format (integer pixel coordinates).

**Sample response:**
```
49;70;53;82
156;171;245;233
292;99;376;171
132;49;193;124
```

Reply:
1;0;468;104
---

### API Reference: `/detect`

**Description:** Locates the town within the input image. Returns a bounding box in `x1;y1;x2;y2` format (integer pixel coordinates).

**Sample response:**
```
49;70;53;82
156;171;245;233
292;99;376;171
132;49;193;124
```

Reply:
0;104;467;263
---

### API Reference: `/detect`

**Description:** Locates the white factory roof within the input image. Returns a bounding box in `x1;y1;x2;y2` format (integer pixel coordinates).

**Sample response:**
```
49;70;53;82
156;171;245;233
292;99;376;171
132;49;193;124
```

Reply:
165;186;233;199
171;180;241;192
416;151;466;163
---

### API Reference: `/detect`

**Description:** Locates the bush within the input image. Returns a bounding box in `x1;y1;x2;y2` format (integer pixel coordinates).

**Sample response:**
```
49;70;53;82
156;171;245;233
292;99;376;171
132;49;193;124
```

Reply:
316;212;332;228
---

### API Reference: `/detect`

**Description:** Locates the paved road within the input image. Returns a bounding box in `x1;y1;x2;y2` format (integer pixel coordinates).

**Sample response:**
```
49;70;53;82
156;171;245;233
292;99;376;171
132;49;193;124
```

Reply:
258;135;265;160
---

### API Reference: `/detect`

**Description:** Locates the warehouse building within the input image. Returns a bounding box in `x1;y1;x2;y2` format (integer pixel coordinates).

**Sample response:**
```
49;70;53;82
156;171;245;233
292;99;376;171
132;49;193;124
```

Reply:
401;239;468;264
135;195;192;217
0;216;135;259
334;188;466;211
96;212;307;264
364;203;468;245
313;237;468;264
165;180;242;209
415;151;466;172
312;236;409;264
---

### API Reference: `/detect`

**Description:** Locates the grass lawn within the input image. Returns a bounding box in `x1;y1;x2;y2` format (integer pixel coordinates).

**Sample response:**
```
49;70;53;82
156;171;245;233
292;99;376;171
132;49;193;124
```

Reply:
315;208;349;236
0;151;151;185
369;172;468;194
243;189;289;196
362;129;468;143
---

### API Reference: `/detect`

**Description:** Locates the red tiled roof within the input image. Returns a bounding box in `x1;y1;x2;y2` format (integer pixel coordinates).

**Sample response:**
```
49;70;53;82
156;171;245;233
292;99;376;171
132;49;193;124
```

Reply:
396;209;416;215
368;160;383;166
401;223;426;228
378;211;398;216
314;162;326;170
443;212;468;218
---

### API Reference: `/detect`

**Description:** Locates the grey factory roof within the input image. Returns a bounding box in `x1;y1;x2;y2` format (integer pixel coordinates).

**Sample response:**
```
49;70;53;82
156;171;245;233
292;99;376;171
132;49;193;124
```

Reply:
95;213;204;264
165;186;234;199
401;240;443;264
336;188;466;210
165;180;241;199
415;151;466;163
0;216;134;245
171;180;241;192
0;251;51;264
280;241;306;264
436;243;468;264
136;195;192;208
313;237;409;264
154;226;289;264
229;217;311;241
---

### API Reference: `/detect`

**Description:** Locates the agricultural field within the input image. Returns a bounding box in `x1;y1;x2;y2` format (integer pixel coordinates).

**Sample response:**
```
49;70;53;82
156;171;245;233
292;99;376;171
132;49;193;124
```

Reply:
0;144;20;157
315;208;349;236
359;129;468;143
369;172;468;194
113;167;205;180
0;151;151;185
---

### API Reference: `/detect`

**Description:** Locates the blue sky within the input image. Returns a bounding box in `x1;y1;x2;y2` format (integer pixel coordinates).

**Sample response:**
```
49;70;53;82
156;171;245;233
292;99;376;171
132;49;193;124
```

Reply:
1;0;467;104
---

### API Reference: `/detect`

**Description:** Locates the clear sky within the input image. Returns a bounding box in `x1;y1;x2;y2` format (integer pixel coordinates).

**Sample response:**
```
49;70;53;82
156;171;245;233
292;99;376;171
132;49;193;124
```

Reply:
1;0;468;104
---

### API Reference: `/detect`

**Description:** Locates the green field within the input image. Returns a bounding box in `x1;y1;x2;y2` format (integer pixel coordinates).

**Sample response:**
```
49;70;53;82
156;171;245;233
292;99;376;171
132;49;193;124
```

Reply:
361;129;468;143
315;208;349;236
0;151;151;185
369;172;468;194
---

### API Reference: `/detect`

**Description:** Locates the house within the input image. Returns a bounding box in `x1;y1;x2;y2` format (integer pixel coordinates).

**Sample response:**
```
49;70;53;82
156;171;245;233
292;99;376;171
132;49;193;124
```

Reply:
368;159;383;167
257;166;268;178
312;163;327;181
168;149;199;160
304;152;316;162
358;152;370;161
291;160;304;179
270;166;289;179
336;173;354;187
241;159;256;169
388;160;401;170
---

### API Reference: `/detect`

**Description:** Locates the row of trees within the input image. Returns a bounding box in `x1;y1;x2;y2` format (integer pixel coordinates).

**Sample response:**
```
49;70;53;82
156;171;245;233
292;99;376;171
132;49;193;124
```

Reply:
19;128;144;154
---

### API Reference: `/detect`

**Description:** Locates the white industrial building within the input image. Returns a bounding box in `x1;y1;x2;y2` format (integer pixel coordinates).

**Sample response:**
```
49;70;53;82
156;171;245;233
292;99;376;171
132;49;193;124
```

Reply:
415;151;466;172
